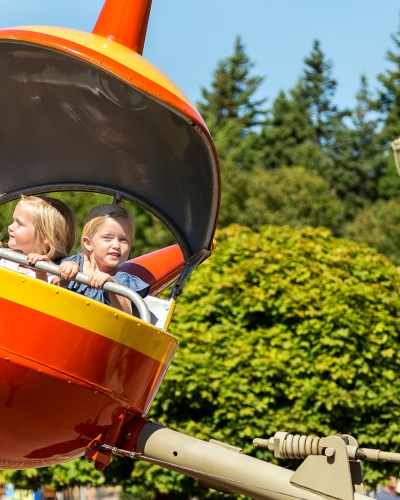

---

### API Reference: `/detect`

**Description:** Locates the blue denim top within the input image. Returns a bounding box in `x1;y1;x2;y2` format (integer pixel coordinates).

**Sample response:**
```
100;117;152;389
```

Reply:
59;253;150;305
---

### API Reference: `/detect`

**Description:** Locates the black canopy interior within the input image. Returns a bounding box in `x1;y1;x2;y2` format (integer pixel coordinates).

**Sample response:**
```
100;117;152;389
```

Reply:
0;40;220;261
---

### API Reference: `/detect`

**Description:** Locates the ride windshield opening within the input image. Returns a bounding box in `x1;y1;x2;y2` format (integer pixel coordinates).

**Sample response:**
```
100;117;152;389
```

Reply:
0;192;181;321
0;192;176;255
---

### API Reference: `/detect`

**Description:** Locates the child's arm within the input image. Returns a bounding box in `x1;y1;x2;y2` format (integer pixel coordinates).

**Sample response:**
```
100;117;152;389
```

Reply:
107;291;132;315
88;271;132;314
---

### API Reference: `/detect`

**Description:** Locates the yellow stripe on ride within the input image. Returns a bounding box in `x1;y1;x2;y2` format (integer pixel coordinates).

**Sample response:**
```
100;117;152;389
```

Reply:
0;267;178;364
3;26;192;108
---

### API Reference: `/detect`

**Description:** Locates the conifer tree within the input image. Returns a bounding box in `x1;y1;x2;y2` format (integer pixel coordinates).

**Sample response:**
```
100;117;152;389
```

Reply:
293;40;344;148
259;41;341;173
198;36;265;132
353;75;377;147
197;36;266;168
351;75;385;202
259;90;314;169
317;75;384;217
287;44;383;217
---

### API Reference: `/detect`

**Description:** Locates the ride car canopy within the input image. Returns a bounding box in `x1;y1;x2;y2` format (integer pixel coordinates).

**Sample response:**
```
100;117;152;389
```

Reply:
0;40;220;261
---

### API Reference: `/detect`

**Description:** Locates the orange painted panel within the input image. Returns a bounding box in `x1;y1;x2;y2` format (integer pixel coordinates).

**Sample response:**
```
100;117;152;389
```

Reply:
0;351;124;468
0;297;167;407
0;294;174;468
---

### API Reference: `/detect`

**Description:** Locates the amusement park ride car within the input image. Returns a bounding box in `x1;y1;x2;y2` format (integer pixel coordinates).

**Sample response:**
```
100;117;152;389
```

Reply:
1;1;400;499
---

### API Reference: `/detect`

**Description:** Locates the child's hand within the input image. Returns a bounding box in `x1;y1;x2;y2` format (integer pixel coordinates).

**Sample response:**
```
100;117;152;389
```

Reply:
27;253;49;264
59;261;79;280
88;271;115;289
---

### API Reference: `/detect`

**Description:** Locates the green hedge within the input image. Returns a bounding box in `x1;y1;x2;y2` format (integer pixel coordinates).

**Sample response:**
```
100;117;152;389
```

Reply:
141;224;400;496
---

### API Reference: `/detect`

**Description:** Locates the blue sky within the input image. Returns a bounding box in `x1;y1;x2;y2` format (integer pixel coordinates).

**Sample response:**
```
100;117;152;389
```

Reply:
1;0;399;111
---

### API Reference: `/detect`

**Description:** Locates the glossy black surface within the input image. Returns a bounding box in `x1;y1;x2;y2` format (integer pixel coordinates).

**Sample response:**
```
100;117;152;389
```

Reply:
0;41;219;259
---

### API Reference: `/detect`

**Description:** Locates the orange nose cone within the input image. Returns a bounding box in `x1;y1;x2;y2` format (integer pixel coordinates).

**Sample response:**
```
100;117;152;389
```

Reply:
93;0;153;54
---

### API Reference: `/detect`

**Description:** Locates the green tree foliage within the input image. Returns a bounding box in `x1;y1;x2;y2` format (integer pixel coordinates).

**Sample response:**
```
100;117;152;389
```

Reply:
344;198;400;264
252;40;384;218
217;157;250;228
378;163;400;200
354;76;381;168
218;165;344;232
217;163;345;232
258;41;343;174
259;90;314;169
319;76;385;217
198;36;266;168
0;200;18;242
198;33;400;226
198;36;265;133
2;454;139;493
283;45;384;217
348;76;385;204
293;40;343;148
289;42;360;213
3;461;104;492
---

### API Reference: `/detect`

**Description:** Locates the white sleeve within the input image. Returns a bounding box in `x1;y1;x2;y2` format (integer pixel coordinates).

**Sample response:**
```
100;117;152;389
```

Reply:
0;259;18;271
46;272;56;283
0;259;55;283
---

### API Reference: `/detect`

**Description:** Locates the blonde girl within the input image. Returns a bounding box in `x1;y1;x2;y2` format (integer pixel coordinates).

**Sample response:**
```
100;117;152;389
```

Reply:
58;204;149;313
0;195;76;281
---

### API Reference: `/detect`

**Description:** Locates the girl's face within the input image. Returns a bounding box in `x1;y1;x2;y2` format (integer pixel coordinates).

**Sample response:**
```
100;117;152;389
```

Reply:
8;202;42;255
83;218;131;272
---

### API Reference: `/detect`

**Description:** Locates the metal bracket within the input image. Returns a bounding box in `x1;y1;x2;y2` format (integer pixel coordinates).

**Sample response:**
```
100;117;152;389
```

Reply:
169;249;210;299
290;435;354;500
112;192;122;205
342;435;364;495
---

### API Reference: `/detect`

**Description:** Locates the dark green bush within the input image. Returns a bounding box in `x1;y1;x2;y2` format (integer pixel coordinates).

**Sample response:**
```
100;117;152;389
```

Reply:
344;198;400;265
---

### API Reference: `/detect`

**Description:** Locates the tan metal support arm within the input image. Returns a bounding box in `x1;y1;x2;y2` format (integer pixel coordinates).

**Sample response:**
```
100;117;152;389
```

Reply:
93;421;370;500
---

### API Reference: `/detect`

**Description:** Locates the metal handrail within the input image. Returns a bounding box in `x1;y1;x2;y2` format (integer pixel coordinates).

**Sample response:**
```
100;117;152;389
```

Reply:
0;248;151;323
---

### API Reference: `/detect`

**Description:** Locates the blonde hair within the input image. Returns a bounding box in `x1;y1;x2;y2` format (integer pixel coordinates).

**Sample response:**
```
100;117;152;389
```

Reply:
81;204;135;256
20;195;76;261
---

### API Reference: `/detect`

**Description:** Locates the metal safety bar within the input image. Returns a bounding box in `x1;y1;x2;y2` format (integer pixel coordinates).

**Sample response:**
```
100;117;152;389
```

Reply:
0;248;151;323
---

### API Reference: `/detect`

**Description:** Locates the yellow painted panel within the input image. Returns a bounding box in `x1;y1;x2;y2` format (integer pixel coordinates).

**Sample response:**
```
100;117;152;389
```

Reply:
0;267;178;364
